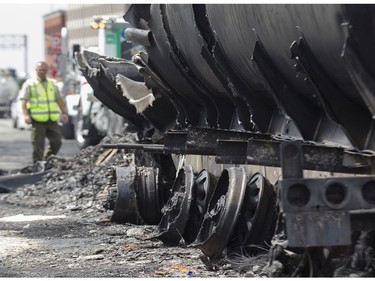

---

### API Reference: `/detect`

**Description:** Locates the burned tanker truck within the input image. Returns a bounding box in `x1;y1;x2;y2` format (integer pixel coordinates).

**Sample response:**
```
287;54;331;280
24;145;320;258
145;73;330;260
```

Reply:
76;3;375;275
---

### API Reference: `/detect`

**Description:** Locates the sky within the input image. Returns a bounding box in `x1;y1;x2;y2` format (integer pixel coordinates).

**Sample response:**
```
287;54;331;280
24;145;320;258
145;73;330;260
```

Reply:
0;3;69;76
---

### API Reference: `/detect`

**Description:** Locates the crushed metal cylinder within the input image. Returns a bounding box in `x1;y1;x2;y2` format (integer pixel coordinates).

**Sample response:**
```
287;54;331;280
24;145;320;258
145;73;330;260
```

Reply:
77;4;375;261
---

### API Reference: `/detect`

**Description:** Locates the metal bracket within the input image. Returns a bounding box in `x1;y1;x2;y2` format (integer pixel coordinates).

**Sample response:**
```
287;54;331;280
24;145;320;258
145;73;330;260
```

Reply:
279;140;375;247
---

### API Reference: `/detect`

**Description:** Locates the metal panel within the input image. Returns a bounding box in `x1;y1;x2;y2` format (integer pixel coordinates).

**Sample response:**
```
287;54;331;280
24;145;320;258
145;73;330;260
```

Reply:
285;211;351;247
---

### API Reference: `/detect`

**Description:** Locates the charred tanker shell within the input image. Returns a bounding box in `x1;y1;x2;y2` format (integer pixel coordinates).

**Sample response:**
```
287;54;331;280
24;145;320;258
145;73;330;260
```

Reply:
76;50;177;134
0;170;50;193
75;51;149;131
76;4;375;275
124;4;375;149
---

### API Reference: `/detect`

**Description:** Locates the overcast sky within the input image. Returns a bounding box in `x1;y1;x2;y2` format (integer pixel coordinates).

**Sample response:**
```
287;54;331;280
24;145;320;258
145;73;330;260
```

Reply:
0;4;69;76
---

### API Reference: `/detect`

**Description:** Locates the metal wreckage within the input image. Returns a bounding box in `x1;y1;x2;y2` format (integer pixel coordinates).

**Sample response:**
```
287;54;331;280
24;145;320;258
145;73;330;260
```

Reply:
75;3;375;274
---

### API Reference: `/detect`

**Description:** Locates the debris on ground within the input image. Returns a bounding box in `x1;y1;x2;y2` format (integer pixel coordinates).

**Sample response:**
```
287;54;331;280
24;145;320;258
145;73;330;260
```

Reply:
1;133;375;277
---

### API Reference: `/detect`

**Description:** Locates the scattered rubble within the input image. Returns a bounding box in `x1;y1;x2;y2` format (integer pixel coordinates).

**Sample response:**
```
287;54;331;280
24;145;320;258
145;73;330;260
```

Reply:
0;134;375;277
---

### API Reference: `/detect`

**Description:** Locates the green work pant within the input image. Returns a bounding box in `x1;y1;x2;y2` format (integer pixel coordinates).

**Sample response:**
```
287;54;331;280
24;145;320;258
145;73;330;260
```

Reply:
31;120;62;163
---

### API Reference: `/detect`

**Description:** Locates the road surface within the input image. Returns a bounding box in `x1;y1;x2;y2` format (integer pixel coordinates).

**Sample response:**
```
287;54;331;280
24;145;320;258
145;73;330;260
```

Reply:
0;117;80;172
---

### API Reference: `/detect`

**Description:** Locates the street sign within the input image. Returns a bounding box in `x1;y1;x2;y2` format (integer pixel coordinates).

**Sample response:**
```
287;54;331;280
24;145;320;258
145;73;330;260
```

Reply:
0;34;28;73
0;34;27;48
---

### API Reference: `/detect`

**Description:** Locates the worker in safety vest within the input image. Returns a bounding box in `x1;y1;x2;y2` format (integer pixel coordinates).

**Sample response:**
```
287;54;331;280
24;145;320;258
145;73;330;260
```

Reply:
20;61;69;163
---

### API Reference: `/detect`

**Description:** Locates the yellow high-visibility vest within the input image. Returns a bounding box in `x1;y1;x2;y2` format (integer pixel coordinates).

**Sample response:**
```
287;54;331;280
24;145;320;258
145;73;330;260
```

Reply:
28;79;60;122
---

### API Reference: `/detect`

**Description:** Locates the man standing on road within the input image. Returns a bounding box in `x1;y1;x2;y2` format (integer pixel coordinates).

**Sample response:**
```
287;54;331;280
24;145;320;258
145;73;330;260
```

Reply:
20;61;69;163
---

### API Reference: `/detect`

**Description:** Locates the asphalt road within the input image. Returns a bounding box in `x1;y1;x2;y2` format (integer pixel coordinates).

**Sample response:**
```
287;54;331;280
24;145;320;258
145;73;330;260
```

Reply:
0;117;80;172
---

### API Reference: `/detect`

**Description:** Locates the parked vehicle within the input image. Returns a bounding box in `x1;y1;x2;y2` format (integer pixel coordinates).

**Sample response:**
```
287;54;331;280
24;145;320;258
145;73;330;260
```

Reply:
73;77;106;148
10;90;31;130
0;69;19;118
59;74;81;139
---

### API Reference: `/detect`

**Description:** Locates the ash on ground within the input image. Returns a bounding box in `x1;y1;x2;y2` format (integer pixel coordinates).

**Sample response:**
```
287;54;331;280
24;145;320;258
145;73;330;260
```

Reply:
0;134;374;277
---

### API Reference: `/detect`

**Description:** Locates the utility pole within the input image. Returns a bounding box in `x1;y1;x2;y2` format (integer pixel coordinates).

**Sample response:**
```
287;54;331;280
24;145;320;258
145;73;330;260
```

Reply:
59;27;68;79
24;35;28;74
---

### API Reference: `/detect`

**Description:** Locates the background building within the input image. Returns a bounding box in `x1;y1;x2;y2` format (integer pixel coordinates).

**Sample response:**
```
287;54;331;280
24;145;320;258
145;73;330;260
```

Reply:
43;4;132;80
66;4;129;55
44;10;65;80
42;4;133;143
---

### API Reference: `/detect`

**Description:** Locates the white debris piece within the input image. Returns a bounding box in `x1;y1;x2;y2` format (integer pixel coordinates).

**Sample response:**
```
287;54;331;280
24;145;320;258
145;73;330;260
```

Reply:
116;74;155;114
